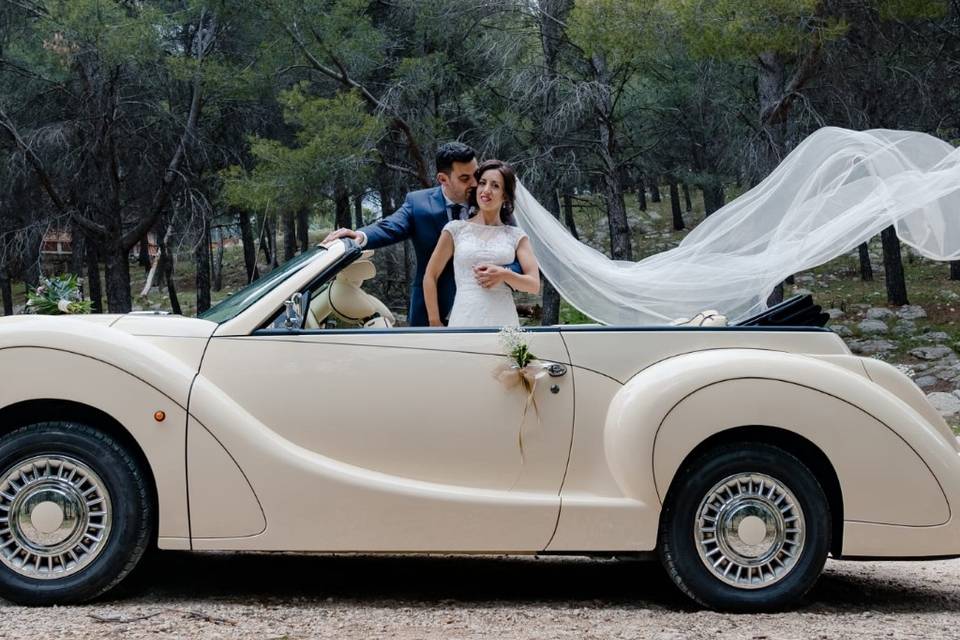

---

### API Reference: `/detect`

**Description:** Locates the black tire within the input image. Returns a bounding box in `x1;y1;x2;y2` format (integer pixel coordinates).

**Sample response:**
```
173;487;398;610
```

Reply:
0;422;154;605
658;442;831;612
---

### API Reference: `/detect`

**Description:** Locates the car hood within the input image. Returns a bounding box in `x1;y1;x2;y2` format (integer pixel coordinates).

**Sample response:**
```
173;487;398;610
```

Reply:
110;313;218;338
0;313;217;371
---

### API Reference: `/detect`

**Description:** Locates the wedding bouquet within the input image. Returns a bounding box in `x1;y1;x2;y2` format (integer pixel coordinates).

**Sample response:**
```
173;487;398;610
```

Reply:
26;274;92;315
495;327;547;461
498;326;537;368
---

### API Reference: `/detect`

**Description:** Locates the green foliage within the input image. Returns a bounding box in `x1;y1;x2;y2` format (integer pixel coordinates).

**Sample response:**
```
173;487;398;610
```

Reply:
662;0;847;59
222;87;382;214
877;0;949;21
568;0;664;67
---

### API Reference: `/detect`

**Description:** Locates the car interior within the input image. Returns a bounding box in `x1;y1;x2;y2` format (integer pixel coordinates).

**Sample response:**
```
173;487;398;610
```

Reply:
302;251;396;329
269;244;830;331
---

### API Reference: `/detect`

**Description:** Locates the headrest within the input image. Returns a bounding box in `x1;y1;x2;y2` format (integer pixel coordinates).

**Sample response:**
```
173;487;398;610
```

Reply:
336;260;376;284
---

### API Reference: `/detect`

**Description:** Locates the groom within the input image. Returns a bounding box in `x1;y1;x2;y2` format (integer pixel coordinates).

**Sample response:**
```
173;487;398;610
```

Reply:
323;142;514;326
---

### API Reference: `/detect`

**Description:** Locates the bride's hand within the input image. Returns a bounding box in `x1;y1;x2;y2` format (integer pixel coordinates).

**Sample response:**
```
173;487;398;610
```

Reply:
474;264;507;288
428;316;444;327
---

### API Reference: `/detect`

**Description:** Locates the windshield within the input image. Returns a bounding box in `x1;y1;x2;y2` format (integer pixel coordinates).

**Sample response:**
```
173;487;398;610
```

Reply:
199;246;325;323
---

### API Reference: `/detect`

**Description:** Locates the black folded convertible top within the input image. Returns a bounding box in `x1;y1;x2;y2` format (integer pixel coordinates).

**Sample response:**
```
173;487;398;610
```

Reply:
735;294;830;328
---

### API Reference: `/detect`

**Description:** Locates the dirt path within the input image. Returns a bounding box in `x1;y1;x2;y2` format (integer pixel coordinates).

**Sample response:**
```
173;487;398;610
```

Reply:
1;552;958;639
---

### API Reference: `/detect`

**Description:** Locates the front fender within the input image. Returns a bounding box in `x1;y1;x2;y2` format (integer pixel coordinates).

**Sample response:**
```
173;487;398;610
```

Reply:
0;318;198;542
604;349;955;528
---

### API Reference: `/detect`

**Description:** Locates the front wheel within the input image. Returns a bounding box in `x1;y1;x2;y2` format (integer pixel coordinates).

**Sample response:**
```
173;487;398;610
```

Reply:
0;422;153;605
658;442;831;612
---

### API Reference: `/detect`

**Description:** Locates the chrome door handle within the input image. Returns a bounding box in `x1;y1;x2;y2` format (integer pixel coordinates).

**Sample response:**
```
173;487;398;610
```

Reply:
545;363;567;377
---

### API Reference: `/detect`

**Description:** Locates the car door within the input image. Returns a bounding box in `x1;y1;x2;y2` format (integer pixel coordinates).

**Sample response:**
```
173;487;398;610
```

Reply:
191;326;575;552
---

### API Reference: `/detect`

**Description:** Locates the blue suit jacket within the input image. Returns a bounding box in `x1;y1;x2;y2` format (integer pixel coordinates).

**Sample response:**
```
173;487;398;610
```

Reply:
360;187;521;327
361;187;457;326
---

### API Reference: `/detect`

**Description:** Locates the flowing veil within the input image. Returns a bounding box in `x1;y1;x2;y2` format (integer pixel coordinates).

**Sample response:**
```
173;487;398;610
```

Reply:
513;127;960;326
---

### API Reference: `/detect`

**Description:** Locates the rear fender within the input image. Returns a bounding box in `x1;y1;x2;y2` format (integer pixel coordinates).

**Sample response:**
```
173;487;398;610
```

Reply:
604;349;954;528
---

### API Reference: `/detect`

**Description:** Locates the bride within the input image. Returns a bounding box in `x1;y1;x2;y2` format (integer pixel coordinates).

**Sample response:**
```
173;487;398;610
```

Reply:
423;160;540;327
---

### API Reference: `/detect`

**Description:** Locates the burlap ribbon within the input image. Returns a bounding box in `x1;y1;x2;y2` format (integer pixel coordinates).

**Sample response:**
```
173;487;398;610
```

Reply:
493;360;549;462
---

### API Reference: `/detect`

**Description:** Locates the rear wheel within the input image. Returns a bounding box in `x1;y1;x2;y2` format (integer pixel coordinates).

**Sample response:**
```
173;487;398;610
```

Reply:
0;422;153;605
658;442;831;611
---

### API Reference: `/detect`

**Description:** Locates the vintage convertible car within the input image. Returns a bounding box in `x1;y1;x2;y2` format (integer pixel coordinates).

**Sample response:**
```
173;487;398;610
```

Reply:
0;239;958;611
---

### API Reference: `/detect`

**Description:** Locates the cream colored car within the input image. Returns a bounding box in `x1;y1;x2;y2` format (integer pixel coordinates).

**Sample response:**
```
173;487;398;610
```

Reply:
0;240;957;611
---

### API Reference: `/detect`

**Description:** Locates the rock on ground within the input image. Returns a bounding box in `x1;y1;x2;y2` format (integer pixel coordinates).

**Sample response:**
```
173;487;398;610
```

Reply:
848;339;896;355
858;319;889;335
897;305;928;320
866;307;895;320
911;346;956;361
926;391;960;417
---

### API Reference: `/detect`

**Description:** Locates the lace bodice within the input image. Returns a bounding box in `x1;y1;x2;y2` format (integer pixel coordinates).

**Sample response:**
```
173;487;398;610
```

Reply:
443;220;527;327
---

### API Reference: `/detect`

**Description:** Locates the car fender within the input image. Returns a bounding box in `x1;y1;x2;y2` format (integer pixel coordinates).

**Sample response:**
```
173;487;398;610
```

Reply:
603;348;955;528
0;318;197;541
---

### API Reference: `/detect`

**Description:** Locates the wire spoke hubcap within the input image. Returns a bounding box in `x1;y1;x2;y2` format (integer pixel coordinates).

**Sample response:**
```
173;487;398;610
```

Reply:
695;472;805;589
0;455;112;579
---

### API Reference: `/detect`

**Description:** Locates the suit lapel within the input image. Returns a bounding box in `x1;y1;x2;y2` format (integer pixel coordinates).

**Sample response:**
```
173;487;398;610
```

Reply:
429;187;448;232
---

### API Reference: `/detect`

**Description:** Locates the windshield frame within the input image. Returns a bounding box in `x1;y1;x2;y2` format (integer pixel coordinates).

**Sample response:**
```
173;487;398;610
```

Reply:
199;246;326;324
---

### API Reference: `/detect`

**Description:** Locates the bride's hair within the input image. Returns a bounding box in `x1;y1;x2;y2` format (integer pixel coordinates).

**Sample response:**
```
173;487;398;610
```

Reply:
468;159;517;225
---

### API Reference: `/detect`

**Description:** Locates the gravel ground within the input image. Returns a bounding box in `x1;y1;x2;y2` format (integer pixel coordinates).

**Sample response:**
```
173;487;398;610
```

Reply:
1;552;958;639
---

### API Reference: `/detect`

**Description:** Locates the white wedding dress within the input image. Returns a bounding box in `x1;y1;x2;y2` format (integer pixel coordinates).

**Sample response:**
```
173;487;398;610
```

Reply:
444;220;527;327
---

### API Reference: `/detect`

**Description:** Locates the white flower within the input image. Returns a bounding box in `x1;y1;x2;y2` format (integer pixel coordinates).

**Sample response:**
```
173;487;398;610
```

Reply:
498;326;526;355
57;299;71;313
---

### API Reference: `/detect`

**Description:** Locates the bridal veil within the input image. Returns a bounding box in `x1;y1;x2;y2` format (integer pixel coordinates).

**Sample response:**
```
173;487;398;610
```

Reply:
513;128;960;325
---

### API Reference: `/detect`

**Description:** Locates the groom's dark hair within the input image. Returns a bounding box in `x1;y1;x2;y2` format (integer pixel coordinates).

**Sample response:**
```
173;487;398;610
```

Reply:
436;142;476;175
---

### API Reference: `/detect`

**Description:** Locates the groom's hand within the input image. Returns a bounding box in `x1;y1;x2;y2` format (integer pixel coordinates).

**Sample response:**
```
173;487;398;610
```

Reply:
321;228;364;247
474;264;508;288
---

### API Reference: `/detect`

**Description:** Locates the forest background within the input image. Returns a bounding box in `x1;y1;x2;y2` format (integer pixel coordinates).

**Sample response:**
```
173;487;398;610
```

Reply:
1;0;959;324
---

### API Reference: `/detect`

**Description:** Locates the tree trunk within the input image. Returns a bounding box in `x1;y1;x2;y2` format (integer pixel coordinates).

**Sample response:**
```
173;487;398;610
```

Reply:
950;261;960;281
195;219;212;314
282;210;296;262
637;183;647;211
103;245;132;313
0;268;12;315
335;185;352;230
682;182;692;212
562;193;580;240
157;215;181;315
138;235;151;274
269;214;279;268
536;187;562;326
649;180;661;203
858;242;873;281
354;194;364;228
70;219;86;277
296;208;309;253
20;227;41;288
212;232;224;292
257;214;272;267
536;0;574;328
669;178;685;230
881;225;908;305
602;172;631;260
591;54;631;261
702;184;725;217
757;51;788;182
238;209;259;283
85;241;103;314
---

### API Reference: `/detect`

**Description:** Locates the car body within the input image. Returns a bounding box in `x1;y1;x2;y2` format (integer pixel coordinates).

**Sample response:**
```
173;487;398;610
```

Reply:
0;240;958;610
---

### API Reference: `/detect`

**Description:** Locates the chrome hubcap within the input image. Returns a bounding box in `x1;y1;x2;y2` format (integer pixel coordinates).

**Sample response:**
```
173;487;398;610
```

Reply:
695;473;805;589
0;456;112;579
